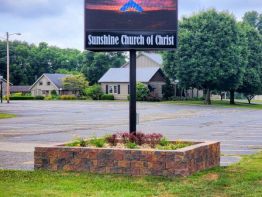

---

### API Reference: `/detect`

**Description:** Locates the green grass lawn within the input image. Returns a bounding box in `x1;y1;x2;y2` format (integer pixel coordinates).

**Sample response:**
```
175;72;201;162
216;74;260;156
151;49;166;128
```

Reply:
165;100;262;110
0;113;16;119
0;152;261;197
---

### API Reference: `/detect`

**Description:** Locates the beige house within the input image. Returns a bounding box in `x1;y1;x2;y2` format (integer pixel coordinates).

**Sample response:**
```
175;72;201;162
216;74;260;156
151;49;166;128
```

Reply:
30;74;76;96
99;52;166;100
99;67;166;100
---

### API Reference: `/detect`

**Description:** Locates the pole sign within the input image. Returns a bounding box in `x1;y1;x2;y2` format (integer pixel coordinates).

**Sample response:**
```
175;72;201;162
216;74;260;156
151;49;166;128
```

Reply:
84;0;178;51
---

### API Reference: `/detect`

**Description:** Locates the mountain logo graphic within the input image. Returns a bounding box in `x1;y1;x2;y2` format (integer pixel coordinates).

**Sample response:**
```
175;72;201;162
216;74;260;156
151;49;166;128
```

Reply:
120;0;144;12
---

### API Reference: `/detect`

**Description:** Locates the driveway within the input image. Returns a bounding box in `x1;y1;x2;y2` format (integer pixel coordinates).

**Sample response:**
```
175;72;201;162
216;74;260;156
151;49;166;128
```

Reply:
0;101;262;170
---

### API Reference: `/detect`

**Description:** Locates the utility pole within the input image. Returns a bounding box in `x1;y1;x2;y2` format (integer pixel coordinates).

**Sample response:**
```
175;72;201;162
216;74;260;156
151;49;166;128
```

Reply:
0;76;3;103
4;32;21;103
6;32;10;103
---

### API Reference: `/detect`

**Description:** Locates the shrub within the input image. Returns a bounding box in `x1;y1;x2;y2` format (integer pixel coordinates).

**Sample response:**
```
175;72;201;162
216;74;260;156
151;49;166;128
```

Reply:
105;134;118;146
51;90;58;96
120;132;130;144
9;96;35;100
125;142;137;149
135;132;146;145
159;137;169;146
101;94;114;100
128;133;138;143
146;133;163;148
157;142;190;150
35;96;45;100
60;95;77;100
79;138;88;147
44;96;53;100
67;138;88;147
84;84;103;100
12;92;23;96
146;95;161;102
136;82;150;101
89;137;106;148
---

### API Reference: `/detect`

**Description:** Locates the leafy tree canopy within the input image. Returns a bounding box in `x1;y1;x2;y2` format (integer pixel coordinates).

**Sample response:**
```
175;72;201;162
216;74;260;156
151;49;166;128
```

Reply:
164;9;248;104
0;41;126;86
243;11;262;34
62;74;89;93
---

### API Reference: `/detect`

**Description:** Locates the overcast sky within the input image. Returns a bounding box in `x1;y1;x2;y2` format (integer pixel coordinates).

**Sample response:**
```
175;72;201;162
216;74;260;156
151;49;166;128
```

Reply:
0;0;261;50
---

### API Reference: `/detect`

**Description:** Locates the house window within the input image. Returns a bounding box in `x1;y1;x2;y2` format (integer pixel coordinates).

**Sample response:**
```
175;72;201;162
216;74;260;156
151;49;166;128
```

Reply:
109;85;120;94
42;90;49;95
114;86;118;94
109;86;113;94
39;82;43;86
47;82;51;86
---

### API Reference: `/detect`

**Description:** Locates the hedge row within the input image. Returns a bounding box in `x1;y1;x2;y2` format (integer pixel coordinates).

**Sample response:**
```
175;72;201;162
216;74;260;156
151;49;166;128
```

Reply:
9;96;44;100
101;94;114;100
8;94;115;101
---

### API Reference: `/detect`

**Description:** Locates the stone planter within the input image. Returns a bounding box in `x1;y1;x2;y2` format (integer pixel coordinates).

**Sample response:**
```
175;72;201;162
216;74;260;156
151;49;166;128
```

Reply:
34;141;220;177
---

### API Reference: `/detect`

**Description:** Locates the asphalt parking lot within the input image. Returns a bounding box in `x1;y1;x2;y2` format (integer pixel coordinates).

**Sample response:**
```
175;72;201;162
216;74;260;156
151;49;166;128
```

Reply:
0;100;262;170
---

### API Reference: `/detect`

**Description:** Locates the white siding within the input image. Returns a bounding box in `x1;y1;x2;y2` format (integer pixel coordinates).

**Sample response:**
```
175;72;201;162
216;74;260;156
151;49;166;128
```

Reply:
122;55;162;68
101;82;165;100
101;83;129;100
31;75;58;96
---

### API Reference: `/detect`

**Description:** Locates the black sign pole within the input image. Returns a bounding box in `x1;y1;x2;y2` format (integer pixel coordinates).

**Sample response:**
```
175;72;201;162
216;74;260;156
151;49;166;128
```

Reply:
0;81;2;103
129;50;136;134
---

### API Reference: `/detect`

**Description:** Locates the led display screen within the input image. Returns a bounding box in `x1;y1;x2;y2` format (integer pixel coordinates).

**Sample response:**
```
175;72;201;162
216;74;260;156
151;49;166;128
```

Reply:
85;0;178;51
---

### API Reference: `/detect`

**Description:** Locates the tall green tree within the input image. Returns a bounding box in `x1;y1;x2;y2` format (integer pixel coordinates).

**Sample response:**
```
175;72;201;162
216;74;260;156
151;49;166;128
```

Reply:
174;9;245;104
237;23;262;103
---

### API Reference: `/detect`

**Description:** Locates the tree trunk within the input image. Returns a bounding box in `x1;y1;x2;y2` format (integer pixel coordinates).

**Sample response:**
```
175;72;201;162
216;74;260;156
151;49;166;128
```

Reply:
197;89;199;98
184;89;187;100
204;89;211;105
248;98;251;104
230;90;235;105
246;95;254;104
220;92;223;101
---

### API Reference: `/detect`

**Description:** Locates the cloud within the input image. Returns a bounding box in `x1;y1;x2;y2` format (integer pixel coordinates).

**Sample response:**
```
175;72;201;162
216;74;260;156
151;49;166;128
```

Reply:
0;0;74;18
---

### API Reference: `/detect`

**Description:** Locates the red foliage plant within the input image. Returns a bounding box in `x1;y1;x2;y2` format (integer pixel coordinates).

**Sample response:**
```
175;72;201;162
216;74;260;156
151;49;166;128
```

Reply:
128;133;138;143
146;133;163;148
106;134;118;146
120;132;130;144
120;132;162;146
135;132;146;145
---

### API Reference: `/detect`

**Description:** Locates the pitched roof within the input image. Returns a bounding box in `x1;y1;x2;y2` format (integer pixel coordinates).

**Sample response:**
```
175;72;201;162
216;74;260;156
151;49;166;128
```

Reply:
142;52;163;65
44;74;69;88
10;86;31;92
99;67;162;83
30;73;69;90
0;76;13;85
121;52;163;68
